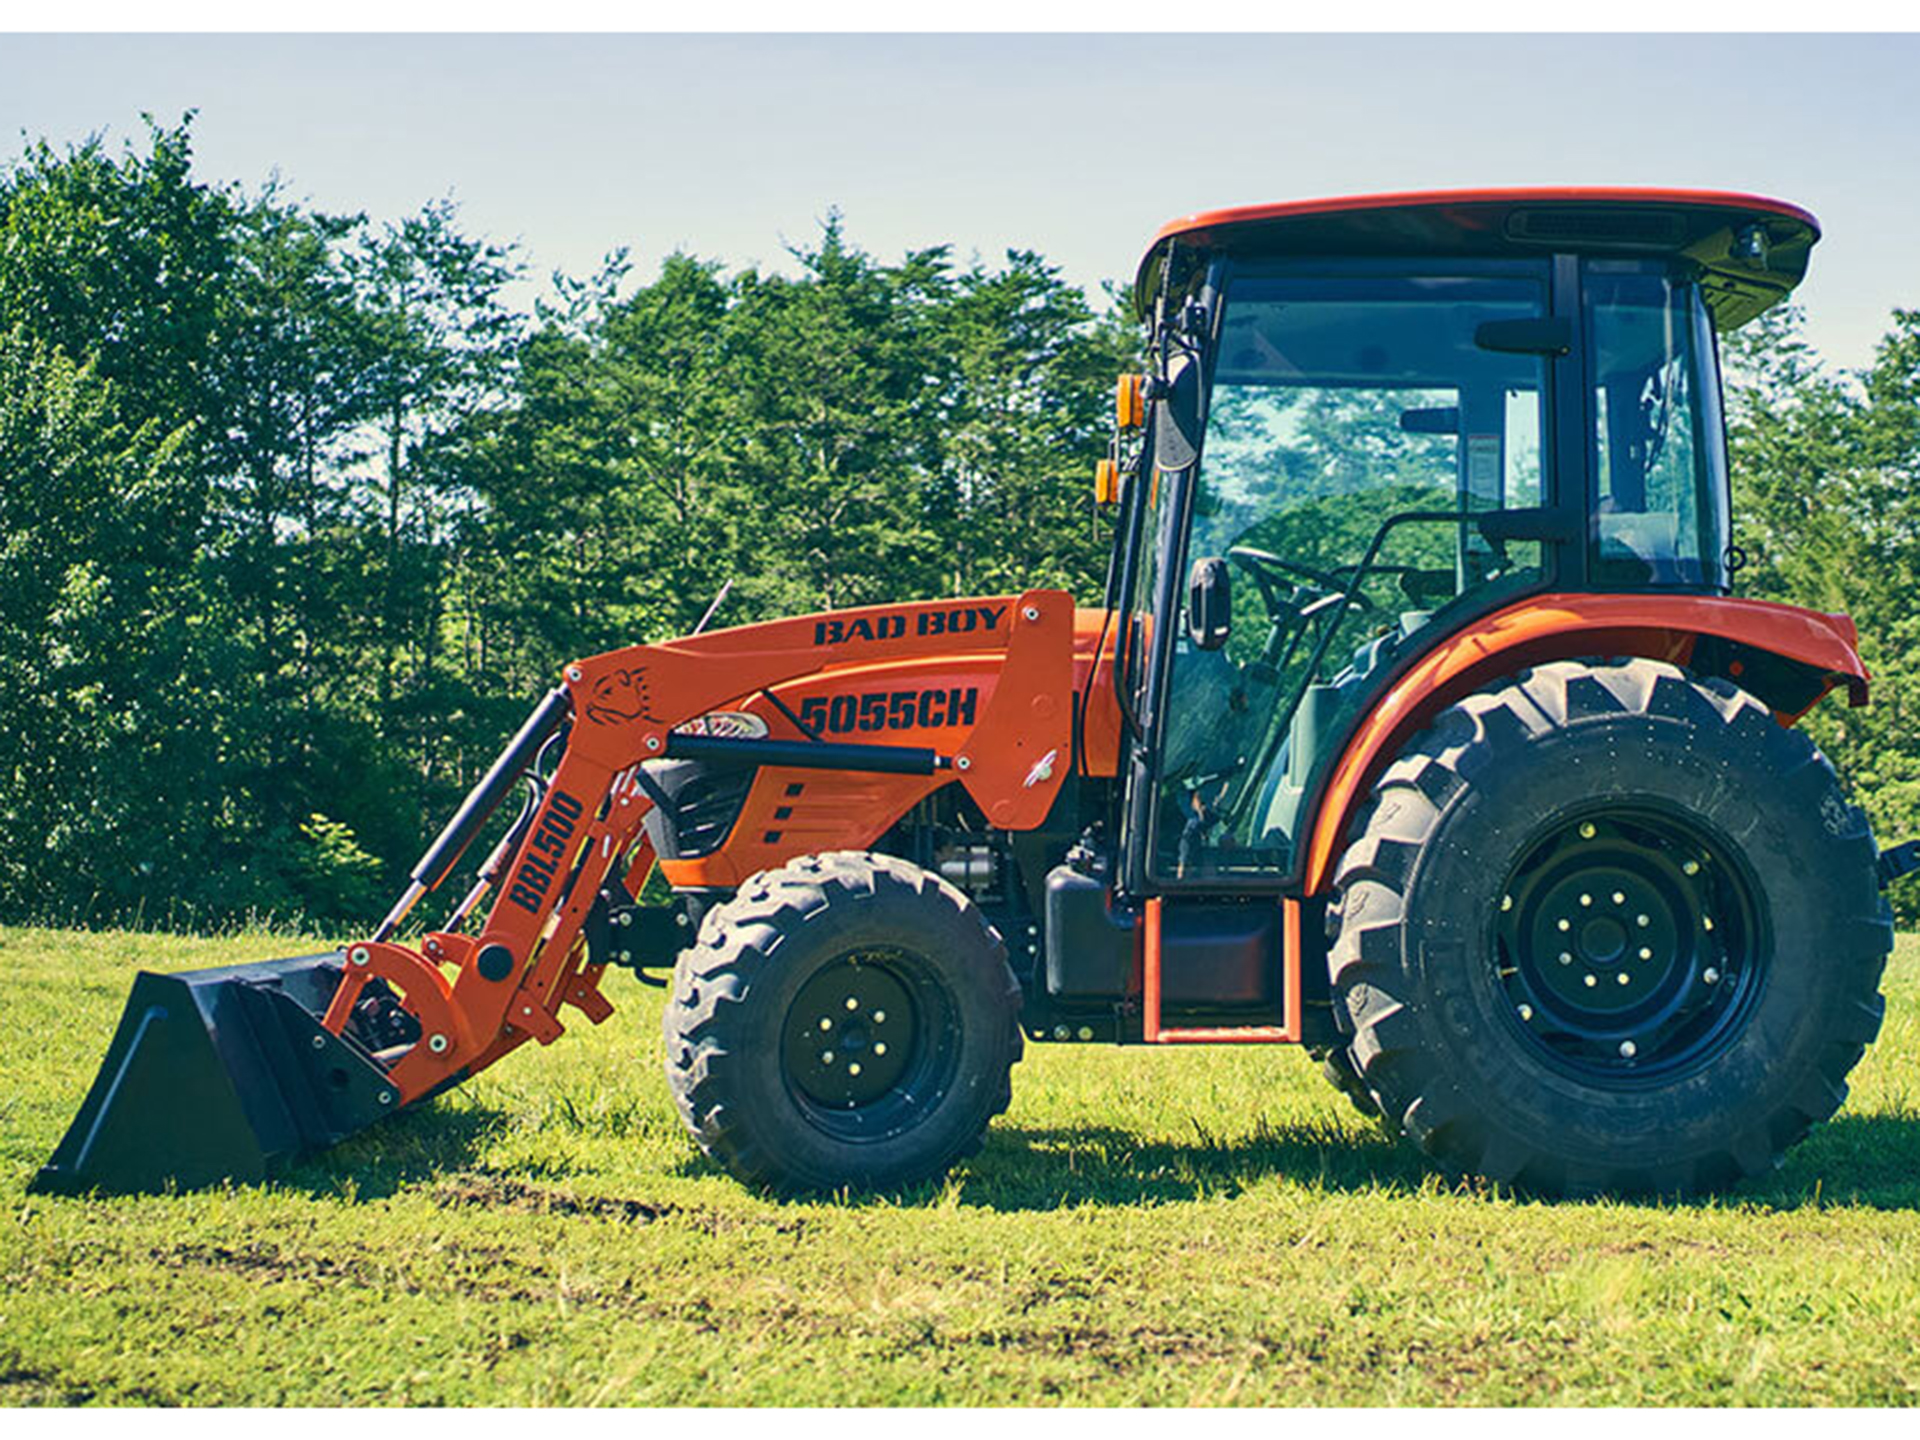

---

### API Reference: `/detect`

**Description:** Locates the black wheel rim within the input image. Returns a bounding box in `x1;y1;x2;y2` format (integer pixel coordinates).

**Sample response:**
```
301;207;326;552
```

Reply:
1494;808;1765;1084
780;945;959;1141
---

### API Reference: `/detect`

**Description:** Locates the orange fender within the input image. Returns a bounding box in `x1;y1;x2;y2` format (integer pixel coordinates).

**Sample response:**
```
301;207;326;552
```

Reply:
1301;593;1868;895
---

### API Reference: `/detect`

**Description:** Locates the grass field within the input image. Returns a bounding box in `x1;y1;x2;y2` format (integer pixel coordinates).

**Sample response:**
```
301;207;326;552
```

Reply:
2;925;1918;1406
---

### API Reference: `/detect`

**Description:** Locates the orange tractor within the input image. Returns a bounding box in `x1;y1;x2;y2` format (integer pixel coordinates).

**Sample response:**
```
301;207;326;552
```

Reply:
40;188;1912;1199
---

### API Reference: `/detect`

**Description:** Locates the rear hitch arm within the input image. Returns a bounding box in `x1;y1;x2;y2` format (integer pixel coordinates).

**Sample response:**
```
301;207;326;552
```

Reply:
1878;840;1920;890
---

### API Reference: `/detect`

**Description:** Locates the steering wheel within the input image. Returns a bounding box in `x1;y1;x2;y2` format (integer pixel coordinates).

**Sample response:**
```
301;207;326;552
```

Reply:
1226;545;1382;617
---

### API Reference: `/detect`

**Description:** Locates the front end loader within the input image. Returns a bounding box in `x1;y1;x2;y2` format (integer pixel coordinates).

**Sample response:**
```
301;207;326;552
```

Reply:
39;188;1913;1199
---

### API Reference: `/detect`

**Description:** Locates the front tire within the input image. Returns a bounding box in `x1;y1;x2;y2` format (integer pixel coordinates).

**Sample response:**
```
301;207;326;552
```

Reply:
1327;658;1891;1197
663;851;1022;1192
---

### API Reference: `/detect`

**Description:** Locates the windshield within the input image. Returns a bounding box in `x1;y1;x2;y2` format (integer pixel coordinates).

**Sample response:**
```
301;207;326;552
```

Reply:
1142;263;1551;883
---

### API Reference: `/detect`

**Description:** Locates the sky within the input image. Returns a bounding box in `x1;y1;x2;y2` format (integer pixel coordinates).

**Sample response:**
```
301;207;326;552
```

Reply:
1;32;1916;371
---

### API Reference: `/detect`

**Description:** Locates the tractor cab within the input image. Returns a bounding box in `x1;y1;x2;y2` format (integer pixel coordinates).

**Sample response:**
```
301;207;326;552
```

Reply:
1109;190;1820;891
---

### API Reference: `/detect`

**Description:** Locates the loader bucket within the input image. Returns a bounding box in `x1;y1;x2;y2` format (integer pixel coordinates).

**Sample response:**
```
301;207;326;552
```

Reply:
32;953;400;1196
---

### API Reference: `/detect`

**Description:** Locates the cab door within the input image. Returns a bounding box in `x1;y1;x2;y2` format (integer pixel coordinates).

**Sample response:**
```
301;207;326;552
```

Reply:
1123;261;1555;892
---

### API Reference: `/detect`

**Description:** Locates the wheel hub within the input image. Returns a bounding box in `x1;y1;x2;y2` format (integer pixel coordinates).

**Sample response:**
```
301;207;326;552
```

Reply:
1497;811;1760;1082
782;954;917;1109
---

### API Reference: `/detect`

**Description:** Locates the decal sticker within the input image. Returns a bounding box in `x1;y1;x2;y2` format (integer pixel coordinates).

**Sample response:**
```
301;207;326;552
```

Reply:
813;604;1008;647
508;790;584;912
585;667;654;727
797;686;979;735
1023;748;1059;788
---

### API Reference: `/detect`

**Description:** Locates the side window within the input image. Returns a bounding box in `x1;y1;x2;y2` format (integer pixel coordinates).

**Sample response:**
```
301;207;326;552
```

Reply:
1586;267;1725;587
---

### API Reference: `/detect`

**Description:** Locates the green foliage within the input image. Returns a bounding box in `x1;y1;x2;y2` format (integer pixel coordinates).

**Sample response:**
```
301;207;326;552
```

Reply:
290;813;385;924
0;122;1132;929
1725;305;1920;921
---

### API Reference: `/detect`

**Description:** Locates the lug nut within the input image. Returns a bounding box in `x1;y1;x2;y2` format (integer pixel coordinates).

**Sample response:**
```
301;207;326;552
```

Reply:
1501;895;1513;911
1639;947;1653;960
1559;952;1573;965
1054;1025;1071;1040
1517;1003;1534;1021
1580;893;1593;907
873;1042;887;1056
1558;918;1572;932
1619;1041;1637;1059
1703;916;1715;932
1616;973;1631;986
1683;860;1701;876
872;1010;886;1024
1077;1026;1094;1041
1584;974;1598;988
1703;968;1721;986
845;997;859;1010
819;1018;832;1031
1580;822;1597;839
848;1063;862;1076
1612;891;1626;905
1636;914;1650;928
821;1051;835;1064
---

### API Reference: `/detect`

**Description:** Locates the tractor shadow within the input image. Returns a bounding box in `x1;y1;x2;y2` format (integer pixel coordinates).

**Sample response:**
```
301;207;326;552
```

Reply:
277;1102;514;1203
944;1109;1920;1214
954;1119;1425;1211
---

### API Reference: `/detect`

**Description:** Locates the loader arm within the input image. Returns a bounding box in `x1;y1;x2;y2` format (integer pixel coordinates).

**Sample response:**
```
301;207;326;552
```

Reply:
34;589;1074;1193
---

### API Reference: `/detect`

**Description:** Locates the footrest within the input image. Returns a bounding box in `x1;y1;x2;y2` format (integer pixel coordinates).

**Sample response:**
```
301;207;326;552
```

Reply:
1152;1025;1292;1044
1141;897;1303;1045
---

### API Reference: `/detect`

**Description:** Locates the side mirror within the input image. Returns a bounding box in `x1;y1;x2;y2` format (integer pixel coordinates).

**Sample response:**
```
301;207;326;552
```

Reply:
1153;352;1204;472
1186;557;1231;651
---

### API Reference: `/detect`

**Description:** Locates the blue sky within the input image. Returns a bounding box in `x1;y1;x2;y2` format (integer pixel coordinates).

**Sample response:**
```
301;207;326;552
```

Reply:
2;32;1915;370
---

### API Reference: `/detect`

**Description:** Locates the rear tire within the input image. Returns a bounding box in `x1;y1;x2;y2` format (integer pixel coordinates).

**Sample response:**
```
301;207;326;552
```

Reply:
1327;657;1891;1197
1309;1044;1384;1120
663;851;1022;1192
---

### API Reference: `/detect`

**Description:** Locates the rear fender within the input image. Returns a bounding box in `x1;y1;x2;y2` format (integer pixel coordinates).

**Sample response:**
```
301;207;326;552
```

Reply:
1301;593;1868;895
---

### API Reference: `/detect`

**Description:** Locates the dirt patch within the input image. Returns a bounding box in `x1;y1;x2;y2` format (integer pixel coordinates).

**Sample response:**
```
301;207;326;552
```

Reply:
429;1171;808;1236
155;1240;382;1287
432;1172;676;1224
1592;1237;1732;1260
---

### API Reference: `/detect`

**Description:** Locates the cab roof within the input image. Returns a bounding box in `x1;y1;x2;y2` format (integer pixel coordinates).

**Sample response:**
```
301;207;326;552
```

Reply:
1135;187;1820;330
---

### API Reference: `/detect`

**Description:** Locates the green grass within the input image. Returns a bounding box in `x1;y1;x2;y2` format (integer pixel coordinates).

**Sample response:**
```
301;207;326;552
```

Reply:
2;925;1918;1406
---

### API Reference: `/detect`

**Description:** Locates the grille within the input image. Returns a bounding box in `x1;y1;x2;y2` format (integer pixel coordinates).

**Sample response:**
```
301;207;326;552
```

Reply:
657;766;756;859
